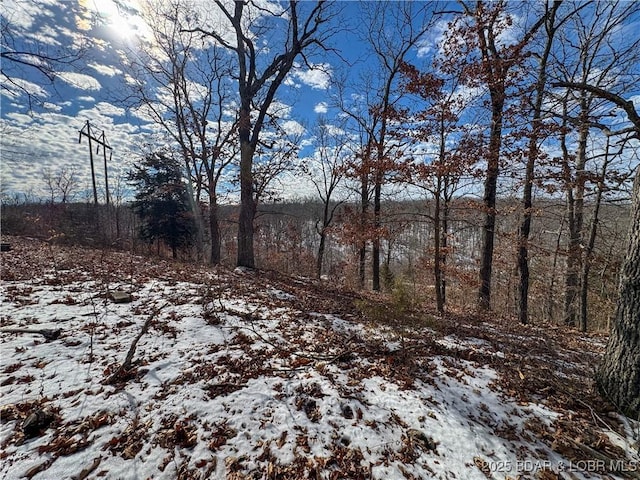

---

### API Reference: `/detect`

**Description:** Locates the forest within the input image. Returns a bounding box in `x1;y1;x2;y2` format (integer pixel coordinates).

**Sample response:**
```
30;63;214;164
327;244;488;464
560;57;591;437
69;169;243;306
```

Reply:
0;196;631;332
1;1;640;478
2;1;639;327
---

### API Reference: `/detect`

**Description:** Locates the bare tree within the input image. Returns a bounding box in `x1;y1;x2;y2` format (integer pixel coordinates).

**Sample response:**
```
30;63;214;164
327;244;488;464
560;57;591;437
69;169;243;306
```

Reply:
361;1;433;291
188;1;338;268
445;1;547;310
333;70;376;289
578;133;633;332
42;167;79;204
553;56;640;420
120;0;238;264
302;117;350;279
252;121;304;207
516;1;563;325
550;1;640;326
329;2;432;290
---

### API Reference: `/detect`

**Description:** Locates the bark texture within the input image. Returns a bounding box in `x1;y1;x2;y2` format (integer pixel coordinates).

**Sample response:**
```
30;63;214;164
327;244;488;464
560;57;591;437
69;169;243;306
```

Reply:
596;167;640;419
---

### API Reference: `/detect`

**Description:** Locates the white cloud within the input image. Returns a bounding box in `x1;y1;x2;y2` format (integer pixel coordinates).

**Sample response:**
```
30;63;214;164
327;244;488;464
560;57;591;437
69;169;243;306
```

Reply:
281;119;306;137
417;19;448;58
94;102;126;117
30;24;62;47
0;77;49;100
185;80;211;102
88;62;122;77
452;84;485;105
57;72;102;91
324;124;346;137
267;100;293;119
299;69;331;90
1;0;41;30
76;102;127;128
4;112;35;127
123;73;142;87
43;102;63;112
314;102;328;114
287;63;332;90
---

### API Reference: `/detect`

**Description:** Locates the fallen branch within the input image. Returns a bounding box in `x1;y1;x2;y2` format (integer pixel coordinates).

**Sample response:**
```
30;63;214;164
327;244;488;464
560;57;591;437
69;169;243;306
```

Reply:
24;458;55;479
0;328;61;341
72;456;102;480
575;398;620;435
105;304;166;385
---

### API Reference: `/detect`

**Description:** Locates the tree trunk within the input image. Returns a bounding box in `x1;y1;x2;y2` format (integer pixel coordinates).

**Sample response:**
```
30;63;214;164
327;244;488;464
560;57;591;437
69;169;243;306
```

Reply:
316;231;326;280
184;175;205;263
545;214;565;322
579;213;596;333
517;98;540;325
359;171;369;289
316;199;332;279
209;198;221;265
434;177;444;314
564;189;580;327
579;137;610;332
558;97;577;326
372;180;382;291
596;167;640;419
478;95;504;310
441;199;450;307
564;97;589;326
517;3;558;324
237;108;255;268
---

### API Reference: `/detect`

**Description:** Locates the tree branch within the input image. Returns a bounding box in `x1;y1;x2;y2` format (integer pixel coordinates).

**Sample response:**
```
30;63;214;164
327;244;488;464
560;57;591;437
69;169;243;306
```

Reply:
552;81;640;136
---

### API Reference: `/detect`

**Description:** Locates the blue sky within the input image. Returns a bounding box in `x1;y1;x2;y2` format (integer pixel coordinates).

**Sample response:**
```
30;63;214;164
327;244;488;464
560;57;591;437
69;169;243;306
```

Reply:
1;1;639;203
0;0;366;201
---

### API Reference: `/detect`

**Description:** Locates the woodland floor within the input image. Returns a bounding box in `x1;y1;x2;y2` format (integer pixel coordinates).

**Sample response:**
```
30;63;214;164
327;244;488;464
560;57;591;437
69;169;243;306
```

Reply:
0;235;638;480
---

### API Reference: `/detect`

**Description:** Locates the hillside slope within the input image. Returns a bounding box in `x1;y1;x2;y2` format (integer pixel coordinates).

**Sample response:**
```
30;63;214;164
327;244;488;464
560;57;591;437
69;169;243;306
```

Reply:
0;236;638;480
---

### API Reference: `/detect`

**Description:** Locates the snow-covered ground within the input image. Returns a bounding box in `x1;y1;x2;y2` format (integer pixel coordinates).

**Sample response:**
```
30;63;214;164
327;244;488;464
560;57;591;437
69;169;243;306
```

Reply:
1;237;638;479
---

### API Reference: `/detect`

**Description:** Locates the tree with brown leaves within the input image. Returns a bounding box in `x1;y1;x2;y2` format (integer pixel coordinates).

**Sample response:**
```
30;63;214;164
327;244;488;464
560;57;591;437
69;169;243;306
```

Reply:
444;1;548;310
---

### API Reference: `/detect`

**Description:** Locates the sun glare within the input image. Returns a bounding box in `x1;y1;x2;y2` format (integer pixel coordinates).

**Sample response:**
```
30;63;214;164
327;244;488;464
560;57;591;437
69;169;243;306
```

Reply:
85;0;149;43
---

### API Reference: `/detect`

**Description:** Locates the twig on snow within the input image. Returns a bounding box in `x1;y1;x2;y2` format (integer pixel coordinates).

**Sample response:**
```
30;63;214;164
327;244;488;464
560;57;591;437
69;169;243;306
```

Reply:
105;303;166;384
0;328;61;341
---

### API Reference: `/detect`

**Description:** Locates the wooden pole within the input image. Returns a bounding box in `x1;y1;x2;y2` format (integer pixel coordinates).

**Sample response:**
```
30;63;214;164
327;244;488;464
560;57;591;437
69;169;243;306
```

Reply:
85;121;98;204
100;131;111;205
79;121;112;205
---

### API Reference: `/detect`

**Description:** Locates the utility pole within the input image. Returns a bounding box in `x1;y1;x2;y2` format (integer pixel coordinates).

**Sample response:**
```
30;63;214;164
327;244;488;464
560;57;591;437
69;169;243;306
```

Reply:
98;131;112;205
78;120;113;204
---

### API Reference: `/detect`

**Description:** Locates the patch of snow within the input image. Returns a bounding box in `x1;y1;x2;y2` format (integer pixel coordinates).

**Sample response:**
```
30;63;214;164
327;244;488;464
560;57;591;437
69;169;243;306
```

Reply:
0;252;634;480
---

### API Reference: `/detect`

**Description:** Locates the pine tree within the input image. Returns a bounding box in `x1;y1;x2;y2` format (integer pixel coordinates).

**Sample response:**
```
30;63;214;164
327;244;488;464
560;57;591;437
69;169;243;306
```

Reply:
128;152;196;259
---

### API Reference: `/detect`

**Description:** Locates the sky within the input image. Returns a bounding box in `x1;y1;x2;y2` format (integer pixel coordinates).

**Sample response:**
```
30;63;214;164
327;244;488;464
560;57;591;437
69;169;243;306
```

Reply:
0;0;348;202
1;0;639;204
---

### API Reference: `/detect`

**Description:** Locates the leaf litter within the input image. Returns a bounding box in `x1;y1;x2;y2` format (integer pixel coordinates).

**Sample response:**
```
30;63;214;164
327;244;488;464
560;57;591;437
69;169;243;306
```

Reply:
0;236;638;480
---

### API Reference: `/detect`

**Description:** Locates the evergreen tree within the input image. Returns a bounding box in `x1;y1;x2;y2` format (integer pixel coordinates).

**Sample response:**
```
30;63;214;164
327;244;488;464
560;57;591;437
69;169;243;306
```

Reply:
128;152;196;259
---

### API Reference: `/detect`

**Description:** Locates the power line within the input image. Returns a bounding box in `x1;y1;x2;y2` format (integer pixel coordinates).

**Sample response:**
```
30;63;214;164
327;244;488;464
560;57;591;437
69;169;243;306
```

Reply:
0;148;33;156
78;120;113;205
